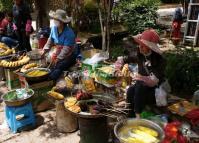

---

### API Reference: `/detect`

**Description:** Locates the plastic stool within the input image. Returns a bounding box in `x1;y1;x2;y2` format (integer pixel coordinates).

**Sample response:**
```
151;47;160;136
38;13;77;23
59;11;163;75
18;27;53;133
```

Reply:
5;102;35;133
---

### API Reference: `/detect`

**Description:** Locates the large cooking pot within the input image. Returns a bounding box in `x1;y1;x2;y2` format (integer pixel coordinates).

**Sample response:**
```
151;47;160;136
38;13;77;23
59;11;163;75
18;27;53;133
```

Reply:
2;89;34;106
114;118;165;143
23;68;50;82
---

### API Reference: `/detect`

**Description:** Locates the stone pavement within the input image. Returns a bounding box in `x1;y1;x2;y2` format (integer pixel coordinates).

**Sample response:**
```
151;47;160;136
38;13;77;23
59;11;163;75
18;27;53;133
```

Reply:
0;106;80;143
0;4;190;142
0;81;80;143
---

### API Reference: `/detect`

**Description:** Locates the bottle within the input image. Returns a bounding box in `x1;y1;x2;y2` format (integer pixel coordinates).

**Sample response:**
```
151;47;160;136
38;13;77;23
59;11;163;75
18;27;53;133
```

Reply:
31;36;38;49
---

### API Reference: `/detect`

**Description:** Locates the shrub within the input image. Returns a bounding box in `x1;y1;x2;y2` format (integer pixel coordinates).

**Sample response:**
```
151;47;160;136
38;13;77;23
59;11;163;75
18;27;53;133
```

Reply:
73;0;101;33
0;0;13;11
113;0;160;35
165;49;199;95
161;0;181;3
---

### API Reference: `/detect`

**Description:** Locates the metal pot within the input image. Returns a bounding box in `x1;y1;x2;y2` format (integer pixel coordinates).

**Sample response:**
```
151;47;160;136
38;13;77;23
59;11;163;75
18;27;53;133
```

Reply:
114;118;165;143
23;68;50;82
2;89;34;106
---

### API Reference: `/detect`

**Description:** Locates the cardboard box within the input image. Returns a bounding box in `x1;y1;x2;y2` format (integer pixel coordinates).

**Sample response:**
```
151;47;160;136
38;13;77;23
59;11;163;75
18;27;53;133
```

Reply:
4;68;20;90
29;80;55;112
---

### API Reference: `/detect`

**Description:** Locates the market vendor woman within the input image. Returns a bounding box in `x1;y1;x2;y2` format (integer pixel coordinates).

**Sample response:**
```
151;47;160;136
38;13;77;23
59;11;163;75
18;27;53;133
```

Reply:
41;9;76;81
125;29;166;118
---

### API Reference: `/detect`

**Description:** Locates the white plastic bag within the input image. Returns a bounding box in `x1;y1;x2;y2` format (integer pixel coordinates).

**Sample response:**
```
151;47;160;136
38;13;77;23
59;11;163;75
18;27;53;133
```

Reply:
161;79;171;93
84;53;108;64
155;85;167;107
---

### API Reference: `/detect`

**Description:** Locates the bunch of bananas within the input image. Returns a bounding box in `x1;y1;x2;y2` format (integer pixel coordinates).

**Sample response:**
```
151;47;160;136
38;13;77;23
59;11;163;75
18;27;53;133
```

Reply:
122;64;131;77
0;43;15;56
26;70;48;77
0;55;30;68
21;63;38;72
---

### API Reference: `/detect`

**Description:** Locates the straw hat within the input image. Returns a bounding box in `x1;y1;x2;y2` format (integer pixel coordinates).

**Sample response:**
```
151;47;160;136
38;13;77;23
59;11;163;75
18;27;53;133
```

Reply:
49;9;72;23
133;29;162;55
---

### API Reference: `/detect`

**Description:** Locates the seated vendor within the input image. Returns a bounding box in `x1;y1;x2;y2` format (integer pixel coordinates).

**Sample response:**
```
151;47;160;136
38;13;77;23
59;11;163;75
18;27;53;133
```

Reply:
124;29;166;118
0;11;19;48
41;9;76;81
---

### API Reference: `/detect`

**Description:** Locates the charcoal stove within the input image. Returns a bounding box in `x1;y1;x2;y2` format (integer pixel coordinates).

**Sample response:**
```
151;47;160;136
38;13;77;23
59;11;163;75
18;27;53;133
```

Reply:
65;107;109;143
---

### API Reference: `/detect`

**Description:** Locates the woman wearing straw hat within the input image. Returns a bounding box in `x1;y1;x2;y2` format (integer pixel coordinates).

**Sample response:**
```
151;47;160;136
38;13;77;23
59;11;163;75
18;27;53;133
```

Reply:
124;29;166;118
41;9;76;81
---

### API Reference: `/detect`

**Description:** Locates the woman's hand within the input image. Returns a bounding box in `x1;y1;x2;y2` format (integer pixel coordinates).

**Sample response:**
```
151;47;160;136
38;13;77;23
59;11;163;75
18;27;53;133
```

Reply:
133;74;158;87
52;59;58;66
40;50;46;59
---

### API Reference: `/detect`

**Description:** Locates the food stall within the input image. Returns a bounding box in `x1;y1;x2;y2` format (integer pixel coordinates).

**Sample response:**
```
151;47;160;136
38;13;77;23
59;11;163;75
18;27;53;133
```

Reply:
1;44;199;142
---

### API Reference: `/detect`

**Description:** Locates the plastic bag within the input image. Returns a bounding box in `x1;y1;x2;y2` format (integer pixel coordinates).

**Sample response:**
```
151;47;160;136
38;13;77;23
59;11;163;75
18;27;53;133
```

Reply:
193;90;199;106
84;53;108;64
155;85;167;107
161;79;171;93
81;75;96;93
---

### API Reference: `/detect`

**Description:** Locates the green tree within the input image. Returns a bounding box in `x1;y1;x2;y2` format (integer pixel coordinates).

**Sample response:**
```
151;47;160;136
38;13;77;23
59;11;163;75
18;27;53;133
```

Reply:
113;0;160;35
0;0;13;11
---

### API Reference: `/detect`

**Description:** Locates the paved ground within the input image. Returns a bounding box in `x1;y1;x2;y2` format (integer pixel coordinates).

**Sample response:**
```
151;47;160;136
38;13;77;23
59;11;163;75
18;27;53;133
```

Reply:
0;38;178;143
0;4;194;143
0;105;80;143
0;81;80;143
0;44;192;143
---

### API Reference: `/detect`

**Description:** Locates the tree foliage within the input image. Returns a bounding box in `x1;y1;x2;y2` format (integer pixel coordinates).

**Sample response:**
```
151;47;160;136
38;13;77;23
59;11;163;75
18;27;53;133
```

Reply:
113;0;160;35
0;0;13;11
0;0;33;12
161;0;181;3
165;49;199;95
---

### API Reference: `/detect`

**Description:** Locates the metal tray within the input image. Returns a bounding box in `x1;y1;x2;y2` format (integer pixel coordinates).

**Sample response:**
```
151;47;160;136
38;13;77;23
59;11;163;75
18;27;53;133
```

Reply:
2;89;34;106
23;68;51;82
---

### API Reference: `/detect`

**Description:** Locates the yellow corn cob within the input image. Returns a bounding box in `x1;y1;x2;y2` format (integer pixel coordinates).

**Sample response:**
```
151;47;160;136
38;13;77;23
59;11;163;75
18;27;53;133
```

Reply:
24;63;37;69
133;129;159;143
47;91;64;100
65;76;73;88
138;126;158;137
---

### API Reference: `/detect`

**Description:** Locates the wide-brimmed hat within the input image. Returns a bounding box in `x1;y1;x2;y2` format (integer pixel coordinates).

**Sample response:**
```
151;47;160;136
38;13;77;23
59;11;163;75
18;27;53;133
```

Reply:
49;9;72;23
133;29;162;55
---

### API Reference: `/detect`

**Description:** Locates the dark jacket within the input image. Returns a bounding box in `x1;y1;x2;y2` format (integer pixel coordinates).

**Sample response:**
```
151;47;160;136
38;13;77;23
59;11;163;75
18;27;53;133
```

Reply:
137;51;166;84
125;50;166;85
13;1;32;30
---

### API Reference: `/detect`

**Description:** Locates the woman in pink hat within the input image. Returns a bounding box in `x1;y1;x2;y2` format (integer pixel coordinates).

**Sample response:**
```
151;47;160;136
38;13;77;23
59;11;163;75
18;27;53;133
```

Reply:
124;29;166;118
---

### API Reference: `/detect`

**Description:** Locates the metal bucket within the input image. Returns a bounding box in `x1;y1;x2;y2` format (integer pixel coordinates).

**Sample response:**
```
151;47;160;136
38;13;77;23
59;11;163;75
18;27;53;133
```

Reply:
114;119;165;143
79;116;109;143
56;101;78;133
64;100;109;143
